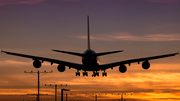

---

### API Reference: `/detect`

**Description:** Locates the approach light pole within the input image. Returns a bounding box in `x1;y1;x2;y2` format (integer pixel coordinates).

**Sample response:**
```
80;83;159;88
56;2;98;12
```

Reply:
24;70;53;101
61;88;70;101
86;93;102;101
60;93;76;101
45;84;68;101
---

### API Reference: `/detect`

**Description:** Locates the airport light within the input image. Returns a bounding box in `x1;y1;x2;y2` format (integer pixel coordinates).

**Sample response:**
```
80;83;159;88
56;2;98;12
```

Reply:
61;88;70;101
64;93;76;101
45;84;67;101
85;92;132;101
117;93;133;101
86;93;102;101
24;70;53;101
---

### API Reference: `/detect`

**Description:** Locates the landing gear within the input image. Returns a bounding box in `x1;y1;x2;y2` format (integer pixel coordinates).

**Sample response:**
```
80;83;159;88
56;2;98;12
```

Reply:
102;72;107;77
75;71;107;77
76;71;80;76
83;72;88;76
76;71;88;76
92;71;99;77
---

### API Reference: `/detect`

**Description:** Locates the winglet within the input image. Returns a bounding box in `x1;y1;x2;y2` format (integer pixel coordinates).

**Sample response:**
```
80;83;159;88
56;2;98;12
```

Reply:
1;50;8;54
1;49;3;53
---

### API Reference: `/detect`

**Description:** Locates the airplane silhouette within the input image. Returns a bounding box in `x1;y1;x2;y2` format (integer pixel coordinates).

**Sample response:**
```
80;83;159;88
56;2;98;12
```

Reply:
1;16;179;77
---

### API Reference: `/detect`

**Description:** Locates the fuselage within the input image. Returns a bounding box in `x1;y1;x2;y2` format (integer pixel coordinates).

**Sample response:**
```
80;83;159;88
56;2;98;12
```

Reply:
82;49;100;71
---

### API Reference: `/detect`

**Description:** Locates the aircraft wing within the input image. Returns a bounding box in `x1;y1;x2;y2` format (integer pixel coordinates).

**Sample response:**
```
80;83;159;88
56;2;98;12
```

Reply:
101;52;179;70
2;50;83;70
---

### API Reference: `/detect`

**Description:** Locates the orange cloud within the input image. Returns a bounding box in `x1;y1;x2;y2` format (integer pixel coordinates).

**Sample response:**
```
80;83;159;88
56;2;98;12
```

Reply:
0;58;180;101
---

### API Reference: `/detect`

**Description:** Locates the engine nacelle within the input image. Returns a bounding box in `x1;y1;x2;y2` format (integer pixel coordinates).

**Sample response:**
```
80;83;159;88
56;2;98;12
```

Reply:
119;64;127;73
142;61;150;70
57;64;65;72
33;60;42;68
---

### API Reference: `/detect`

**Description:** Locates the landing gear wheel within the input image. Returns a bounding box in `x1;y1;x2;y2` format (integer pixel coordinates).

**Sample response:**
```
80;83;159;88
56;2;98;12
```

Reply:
95;72;99;77
83;72;88;76
76;72;80;76
92;72;99;77
102;72;107;77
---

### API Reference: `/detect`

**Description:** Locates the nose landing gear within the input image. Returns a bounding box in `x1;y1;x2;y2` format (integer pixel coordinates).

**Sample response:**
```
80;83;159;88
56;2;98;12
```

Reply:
83;71;88;76
92;71;99;77
76;71;107;77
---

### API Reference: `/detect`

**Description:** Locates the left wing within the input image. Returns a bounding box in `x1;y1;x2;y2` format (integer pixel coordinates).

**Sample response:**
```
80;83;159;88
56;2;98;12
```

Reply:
1;50;82;70
101;52;179;70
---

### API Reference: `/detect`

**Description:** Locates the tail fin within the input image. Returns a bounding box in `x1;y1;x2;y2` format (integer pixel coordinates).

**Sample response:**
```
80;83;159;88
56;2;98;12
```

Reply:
87;15;90;50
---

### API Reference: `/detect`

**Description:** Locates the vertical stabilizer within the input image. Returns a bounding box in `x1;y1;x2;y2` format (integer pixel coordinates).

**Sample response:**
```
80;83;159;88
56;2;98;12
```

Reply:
87;15;90;50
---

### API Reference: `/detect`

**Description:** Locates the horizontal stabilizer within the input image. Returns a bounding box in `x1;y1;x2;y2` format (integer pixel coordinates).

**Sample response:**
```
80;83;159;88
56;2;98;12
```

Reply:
52;49;84;57
96;50;123;56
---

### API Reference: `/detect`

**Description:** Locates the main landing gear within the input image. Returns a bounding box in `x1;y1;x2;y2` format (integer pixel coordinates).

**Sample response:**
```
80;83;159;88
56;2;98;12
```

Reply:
92;72;107;77
76;71;80;76
102;70;107;77
83;71;88;76
92;71;99;77
75;71;88;76
75;71;107;77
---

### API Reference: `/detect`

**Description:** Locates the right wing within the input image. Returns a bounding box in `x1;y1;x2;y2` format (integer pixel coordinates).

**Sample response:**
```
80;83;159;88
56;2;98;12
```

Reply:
101;52;179;70
2;50;83;70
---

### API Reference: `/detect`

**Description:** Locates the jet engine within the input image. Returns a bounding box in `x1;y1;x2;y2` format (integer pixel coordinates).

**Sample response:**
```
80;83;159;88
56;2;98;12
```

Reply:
142;61;150;70
33;60;42;68
119;64;127;73
57;64;65;72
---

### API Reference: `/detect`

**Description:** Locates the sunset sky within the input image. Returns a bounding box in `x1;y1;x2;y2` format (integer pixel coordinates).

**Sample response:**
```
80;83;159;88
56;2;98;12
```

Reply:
0;0;180;101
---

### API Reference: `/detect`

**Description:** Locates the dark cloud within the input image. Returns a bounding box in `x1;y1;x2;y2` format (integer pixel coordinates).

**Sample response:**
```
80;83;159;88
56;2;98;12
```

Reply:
145;0;180;3
0;0;46;5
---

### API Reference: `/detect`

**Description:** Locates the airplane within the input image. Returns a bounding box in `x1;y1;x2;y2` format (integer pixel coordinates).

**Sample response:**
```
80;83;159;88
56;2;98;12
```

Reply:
1;16;179;77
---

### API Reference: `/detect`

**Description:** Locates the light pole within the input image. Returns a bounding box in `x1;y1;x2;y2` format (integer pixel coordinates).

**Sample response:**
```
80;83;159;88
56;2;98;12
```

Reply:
63;93;76;101
86;93;102;101
24;70;53;101
117;93;132;101
45;84;67;101
61;89;70;101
